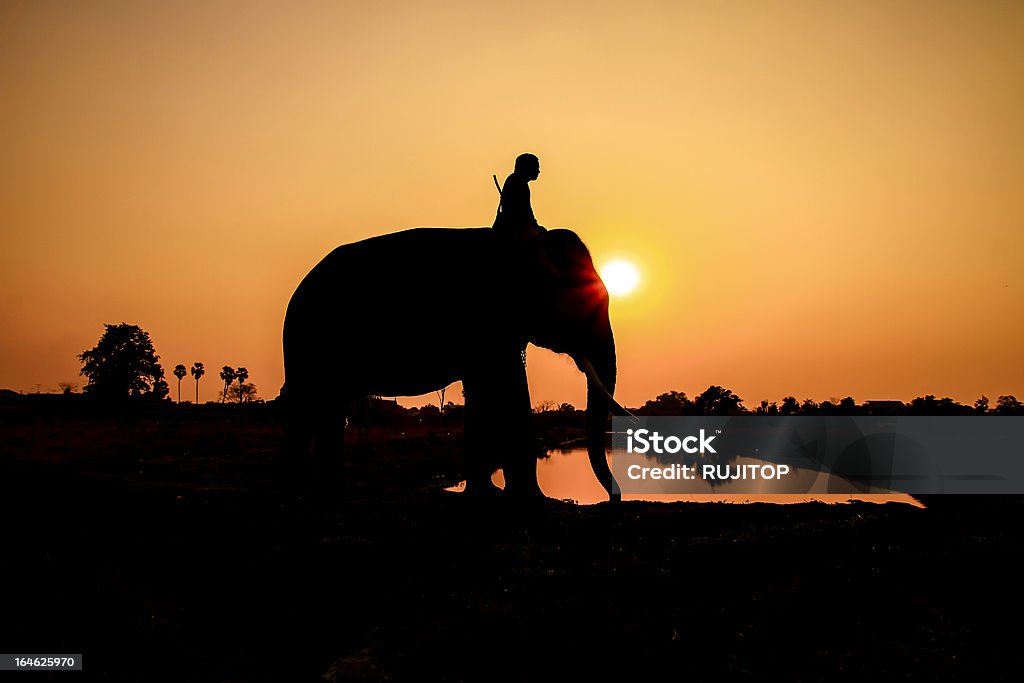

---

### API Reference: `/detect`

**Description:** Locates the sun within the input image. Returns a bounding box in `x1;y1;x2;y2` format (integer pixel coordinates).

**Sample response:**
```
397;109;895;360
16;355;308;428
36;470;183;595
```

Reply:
600;259;640;297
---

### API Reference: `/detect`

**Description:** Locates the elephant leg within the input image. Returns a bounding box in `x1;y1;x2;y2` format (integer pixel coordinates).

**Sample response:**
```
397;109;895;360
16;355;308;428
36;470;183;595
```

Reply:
277;393;315;492
352;395;371;442
498;353;544;498
463;349;542;498
311;404;347;493
461;383;503;496
277;392;348;495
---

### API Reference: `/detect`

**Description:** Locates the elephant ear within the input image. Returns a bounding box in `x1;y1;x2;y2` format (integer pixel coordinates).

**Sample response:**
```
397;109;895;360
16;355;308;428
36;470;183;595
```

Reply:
489;228;598;301
540;229;600;285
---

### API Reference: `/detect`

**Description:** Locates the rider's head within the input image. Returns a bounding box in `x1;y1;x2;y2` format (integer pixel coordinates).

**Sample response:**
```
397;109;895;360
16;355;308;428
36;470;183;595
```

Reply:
514;153;540;181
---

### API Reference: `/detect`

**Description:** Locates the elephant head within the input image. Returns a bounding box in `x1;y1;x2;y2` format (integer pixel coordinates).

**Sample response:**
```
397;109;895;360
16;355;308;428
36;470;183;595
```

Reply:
518;229;628;501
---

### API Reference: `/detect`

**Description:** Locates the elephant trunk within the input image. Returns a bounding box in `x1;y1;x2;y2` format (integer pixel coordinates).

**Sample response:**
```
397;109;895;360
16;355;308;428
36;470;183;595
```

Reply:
581;343;622;503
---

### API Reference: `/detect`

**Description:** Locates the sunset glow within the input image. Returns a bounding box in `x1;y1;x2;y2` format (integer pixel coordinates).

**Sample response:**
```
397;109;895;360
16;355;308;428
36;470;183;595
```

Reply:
600;260;640;297
1;1;1022;408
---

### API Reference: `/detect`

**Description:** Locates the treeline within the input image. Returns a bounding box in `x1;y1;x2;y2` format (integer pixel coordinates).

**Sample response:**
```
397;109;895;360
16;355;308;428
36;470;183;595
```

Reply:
359;386;1024;427
6;385;1022;425
629;386;1024;416
68;322;260;404
24;320;1024;418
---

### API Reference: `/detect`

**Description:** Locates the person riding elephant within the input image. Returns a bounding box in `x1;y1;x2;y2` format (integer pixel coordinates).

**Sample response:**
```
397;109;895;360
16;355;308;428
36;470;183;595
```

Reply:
493;153;557;278
493;153;543;242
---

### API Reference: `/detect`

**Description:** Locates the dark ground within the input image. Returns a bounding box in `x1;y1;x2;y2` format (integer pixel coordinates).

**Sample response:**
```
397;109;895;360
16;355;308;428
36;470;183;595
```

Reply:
1;403;1022;681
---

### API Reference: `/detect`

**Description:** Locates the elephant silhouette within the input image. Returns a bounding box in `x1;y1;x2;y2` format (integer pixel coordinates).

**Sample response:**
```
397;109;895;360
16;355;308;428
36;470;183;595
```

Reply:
280;227;626;501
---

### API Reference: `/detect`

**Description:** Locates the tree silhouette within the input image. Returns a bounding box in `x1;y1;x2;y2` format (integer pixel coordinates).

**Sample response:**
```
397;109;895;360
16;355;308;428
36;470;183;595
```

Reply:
190;362;205;403
227;382;259;403
694;386;744;415
779;396;800;416
219;366;235;403
974;395;989;414
173;364;187;403
908;395;971;415
534;399;557;412
78;323;168;400
637;391;692;416
235;367;249;403
800;399;819;415
995;395;1023;415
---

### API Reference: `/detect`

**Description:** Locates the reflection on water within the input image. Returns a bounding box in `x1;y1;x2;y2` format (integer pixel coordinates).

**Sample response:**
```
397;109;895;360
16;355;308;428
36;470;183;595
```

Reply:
447;448;922;507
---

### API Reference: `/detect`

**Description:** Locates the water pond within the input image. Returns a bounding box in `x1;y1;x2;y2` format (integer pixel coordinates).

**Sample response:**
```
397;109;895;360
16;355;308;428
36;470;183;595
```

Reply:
448;448;922;506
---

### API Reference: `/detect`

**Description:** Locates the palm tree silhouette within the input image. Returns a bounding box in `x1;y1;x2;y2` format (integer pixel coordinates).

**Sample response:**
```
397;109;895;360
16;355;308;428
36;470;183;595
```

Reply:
235;367;249;403
190;362;205;404
173;364;187;403
220;366;235;403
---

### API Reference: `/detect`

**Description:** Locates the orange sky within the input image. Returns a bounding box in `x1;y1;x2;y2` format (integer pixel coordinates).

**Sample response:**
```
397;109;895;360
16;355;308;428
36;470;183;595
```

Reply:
1;1;1022;408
